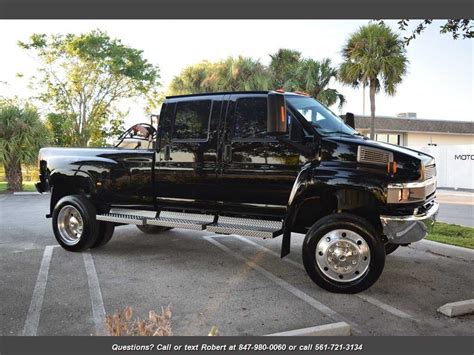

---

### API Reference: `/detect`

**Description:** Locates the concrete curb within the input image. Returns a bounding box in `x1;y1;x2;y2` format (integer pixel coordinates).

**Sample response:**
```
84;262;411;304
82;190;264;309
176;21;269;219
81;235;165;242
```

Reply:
13;192;41;195
410;240;474;261
265;322;351;336
437;299;474;317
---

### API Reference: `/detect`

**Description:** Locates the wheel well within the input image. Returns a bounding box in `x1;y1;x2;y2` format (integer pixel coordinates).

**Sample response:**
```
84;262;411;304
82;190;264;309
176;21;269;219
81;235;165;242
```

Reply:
49;177;94;214
291;188;383;236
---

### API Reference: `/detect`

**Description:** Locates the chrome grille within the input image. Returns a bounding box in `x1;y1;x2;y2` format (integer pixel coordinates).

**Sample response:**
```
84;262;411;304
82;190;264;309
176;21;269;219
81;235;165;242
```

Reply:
425;181;436;197
357;146;393;165
424;165;436;180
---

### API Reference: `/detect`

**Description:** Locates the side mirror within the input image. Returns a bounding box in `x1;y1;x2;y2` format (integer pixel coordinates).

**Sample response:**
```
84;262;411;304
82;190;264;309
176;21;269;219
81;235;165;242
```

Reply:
342;112;355;129
267;93;287;134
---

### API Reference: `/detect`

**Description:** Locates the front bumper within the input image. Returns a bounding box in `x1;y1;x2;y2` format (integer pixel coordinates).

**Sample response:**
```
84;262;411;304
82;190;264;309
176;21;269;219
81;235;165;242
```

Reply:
380;201;439;244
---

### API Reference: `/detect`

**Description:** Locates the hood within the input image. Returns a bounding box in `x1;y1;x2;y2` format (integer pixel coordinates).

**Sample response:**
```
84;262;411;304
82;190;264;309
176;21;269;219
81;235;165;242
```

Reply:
327;135;435;166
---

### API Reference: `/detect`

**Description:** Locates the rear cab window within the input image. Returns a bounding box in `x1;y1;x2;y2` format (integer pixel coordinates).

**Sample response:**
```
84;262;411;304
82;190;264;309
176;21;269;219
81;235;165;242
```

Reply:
172;100;212;141
232;96;270;141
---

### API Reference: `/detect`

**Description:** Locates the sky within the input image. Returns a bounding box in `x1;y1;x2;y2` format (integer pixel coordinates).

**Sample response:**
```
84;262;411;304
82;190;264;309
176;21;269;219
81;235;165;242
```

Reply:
0;20;472;127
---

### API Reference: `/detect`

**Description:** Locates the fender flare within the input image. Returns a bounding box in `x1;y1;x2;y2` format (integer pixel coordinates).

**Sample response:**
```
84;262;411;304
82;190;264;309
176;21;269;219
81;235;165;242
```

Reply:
281;163;386;258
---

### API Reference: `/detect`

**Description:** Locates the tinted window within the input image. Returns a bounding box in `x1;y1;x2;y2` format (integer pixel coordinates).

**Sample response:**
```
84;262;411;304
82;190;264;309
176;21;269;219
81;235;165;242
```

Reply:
233;97;268;139
173;100;212;140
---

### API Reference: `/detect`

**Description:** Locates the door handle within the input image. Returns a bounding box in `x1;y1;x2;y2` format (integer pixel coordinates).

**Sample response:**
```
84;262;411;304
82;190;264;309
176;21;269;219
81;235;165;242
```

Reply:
164;145;171;161
223;144;232;163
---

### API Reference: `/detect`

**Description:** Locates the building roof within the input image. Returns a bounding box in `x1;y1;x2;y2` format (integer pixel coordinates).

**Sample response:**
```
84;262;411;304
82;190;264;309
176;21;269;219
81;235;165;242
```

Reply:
355;115;474;135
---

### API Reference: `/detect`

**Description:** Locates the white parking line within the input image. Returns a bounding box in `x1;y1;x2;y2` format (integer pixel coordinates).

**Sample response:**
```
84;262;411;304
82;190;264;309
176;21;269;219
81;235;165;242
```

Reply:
356;294;414;319
83;251;106;335
204;236;359;332
22;245;57;336
224;235;415;321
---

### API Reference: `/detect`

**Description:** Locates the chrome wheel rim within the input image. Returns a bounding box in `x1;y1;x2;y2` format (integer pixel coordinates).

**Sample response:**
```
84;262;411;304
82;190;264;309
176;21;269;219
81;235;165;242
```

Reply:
316;229;370;282
57;205;83;246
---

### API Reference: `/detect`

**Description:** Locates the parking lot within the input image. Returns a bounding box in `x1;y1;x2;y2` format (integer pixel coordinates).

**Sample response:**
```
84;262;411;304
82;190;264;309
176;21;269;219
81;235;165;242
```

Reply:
1;194;473;336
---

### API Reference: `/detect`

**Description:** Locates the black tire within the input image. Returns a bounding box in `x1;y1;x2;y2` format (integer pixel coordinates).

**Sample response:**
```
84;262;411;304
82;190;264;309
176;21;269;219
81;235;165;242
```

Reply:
91;222;115;248
302;213;385;294
136;225;172;234
52;195;100;252
384;243;400;255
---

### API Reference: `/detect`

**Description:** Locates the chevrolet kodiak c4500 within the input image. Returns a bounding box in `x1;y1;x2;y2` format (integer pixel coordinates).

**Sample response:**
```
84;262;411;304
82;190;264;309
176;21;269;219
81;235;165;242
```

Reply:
36;91;439;293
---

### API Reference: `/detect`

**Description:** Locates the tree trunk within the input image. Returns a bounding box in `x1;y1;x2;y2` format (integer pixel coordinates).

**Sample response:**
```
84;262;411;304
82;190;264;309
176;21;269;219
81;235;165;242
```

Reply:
369;80;376;140
4;161;23;192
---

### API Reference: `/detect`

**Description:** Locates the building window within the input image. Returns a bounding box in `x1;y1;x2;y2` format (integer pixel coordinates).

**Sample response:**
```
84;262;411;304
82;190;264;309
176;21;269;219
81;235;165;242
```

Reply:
375;133;401;145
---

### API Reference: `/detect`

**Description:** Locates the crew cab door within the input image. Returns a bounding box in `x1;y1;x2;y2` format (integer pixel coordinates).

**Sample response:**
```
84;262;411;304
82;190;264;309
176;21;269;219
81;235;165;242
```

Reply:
219;94;310;217
104;123;156;206
154;95;224;211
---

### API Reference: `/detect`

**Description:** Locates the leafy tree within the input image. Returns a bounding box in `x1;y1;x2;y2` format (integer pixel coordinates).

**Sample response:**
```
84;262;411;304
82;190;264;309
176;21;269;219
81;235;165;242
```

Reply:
169;61;218;95
269;48;302;89
19;30;160;147
397;19;473;45
214;56;271;91
283;58;345;108
339;23;408;139
45;113;75;146
0;103;49;191
170;52;343;108
169;56;271;95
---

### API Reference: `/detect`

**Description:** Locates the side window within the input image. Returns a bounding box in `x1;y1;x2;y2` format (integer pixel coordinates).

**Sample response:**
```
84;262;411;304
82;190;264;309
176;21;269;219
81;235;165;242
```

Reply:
173;100;212;141
233;97;268;139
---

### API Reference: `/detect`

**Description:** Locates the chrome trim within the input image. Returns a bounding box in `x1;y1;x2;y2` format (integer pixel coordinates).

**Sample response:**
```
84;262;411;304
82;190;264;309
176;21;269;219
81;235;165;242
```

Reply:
357;146;393;166
387;177;437;204
147;218;207;230
380;201;439;244
206;224;282;239
96;213;145;225
388;177;436;189
96;209;283;239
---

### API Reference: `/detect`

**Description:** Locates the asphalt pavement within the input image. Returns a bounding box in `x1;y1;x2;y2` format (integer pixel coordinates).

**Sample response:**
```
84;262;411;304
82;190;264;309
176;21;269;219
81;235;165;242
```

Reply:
1;194;473;336
436;189;474;227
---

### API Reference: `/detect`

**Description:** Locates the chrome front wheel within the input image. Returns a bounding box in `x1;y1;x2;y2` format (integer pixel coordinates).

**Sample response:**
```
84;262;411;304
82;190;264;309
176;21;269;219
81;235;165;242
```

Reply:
316;229;371;283
302;213;385;294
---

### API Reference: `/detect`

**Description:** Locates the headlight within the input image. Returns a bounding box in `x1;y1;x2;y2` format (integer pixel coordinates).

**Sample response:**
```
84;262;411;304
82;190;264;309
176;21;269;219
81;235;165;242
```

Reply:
386;181;433;204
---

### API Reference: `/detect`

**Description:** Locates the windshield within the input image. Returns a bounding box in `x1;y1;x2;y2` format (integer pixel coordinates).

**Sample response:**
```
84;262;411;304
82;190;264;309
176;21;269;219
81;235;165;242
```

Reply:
286;96;357;136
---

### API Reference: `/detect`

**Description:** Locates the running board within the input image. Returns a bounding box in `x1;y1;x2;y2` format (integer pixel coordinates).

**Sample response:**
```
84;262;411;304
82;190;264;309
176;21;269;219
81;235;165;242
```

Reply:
96;209;282;239
146;211;214;230
206;215;282;239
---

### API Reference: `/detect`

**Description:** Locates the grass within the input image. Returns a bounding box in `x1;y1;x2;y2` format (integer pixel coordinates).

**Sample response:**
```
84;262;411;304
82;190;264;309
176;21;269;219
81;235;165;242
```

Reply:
427;222;474;249
0;181;37;193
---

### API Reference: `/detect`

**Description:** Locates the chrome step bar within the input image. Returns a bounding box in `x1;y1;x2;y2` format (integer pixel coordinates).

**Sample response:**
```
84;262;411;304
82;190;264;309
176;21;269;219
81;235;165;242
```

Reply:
96;213;146;225
146;211;214;230
206;216;282;239
96;209;282;239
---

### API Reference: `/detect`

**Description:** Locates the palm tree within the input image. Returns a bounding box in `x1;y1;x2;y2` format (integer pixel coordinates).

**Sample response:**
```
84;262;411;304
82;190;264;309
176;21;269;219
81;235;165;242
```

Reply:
214;56;271;91
169;61;218;95
339;22;408;139
269;48;302;89
285;58;346;108
169;57;271;95
0;103;49;191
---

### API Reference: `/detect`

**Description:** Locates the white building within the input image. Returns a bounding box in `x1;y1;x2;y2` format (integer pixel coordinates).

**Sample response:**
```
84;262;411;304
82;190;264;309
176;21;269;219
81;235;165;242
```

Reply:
355;114;473;147
355;115;474;190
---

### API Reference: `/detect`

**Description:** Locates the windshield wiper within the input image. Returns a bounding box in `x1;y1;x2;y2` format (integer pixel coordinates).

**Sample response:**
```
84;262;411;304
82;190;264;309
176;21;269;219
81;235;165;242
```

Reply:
321;130;361;137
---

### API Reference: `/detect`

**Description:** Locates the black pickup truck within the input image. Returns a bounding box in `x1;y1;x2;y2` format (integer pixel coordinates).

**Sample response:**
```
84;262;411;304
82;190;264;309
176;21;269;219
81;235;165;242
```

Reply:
36;91;438;293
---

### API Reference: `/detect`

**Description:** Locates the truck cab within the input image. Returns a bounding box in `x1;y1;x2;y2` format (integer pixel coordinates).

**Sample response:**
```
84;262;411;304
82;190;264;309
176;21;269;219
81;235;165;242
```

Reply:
36;91;439;293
